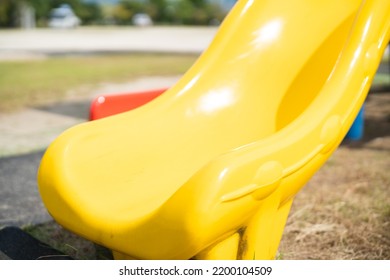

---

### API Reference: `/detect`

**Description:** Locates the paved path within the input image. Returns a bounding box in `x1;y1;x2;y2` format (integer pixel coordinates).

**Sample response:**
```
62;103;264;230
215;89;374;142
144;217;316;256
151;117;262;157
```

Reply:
0;151;48;227
0;26;217;60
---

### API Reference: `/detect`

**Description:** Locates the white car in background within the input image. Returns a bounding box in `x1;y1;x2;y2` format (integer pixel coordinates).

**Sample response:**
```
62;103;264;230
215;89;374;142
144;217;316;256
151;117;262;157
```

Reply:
132;13;153;27
48;4;81;29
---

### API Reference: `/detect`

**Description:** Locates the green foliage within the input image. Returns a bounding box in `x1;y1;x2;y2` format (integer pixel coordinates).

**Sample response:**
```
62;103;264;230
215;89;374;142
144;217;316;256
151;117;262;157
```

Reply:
0;0;228;27
29;0;51;18
48;0;104;25
113;0;227;25
0;0;103;27
0;54;197;111
76;2;103;25
0;0;19;27
113;0;155;25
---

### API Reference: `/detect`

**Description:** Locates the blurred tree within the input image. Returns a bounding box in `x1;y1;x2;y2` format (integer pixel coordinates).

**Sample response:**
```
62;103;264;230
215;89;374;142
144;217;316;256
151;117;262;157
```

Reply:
0;0;104;27
149;0;166;22
77;2;103;24
113;2;133;24
0;0;228;27
48;0;103;25
117;0;231;26
113;0;147;24
204;2;226;25
165;0;226;25
28;0;51;26
0;0;20;27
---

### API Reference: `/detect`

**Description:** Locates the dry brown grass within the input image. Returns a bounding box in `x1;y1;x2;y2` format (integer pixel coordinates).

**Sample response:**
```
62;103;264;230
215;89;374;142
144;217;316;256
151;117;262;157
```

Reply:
279;93;390;259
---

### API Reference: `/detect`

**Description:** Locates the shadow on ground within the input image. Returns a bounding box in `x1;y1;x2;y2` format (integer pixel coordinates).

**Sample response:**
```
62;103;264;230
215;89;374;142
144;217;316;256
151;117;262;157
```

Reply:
35;100;91;120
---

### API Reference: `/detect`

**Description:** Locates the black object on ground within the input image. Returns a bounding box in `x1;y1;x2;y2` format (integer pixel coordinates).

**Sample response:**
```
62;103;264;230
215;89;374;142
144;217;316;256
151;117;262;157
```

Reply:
0;226;72;260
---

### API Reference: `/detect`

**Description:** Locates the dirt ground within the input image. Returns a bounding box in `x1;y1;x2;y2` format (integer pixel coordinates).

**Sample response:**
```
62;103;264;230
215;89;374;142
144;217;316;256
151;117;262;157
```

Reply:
25;92;390;260
279;92;390;259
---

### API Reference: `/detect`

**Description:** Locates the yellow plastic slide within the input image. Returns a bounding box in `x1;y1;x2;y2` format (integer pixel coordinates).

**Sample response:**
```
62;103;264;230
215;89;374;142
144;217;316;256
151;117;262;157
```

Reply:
37;0;390;260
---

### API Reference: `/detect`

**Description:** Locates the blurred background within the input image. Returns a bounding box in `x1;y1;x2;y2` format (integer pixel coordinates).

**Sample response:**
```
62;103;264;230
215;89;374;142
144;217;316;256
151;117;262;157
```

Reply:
0;0;237;28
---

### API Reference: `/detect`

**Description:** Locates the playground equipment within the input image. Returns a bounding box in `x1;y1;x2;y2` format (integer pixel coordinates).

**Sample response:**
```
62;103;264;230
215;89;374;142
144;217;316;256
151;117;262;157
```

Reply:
89;88;167;121
38;0;390;260
90;90;367;141
346;105;365;140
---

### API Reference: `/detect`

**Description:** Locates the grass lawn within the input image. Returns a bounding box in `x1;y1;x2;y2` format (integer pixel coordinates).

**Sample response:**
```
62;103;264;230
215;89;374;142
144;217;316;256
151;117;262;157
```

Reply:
373;73;390;88
1;53;388;113
0;53;198;112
